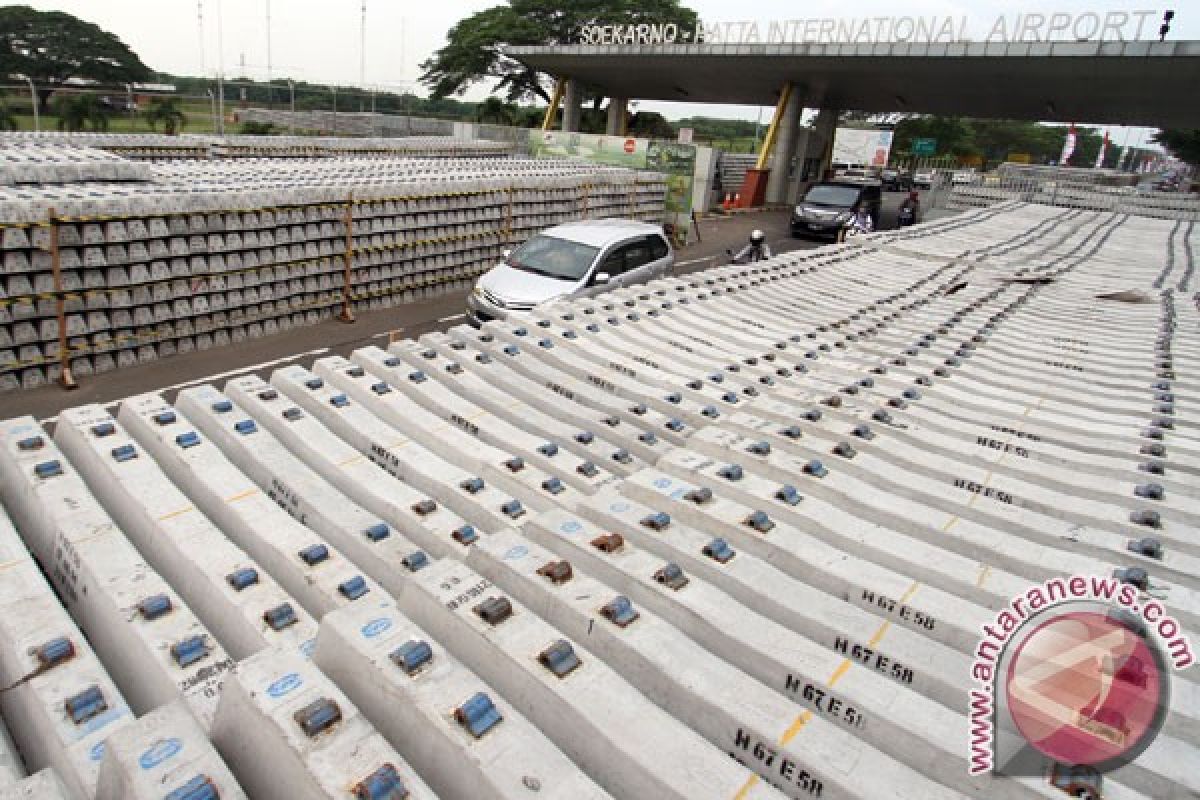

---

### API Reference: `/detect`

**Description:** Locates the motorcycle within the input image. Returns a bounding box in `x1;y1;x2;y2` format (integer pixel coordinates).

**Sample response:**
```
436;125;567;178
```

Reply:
897;204;918;227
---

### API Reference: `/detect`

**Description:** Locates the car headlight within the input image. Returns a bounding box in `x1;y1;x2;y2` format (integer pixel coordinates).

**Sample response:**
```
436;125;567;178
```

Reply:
835;211;851;222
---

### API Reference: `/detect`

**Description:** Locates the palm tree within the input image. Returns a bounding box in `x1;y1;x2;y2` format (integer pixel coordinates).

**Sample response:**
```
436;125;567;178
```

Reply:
0;103;17;131
474;97;517;127
143;97;187;134
55;93;110;132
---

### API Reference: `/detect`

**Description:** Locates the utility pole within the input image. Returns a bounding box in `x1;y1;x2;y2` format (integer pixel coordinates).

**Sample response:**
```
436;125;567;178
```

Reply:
265;0;273;103
215;0;225;134
360;2;367;88
197;1;206;75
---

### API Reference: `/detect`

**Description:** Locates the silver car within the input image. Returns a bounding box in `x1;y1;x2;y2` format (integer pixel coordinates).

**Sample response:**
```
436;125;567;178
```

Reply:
467;219;674;325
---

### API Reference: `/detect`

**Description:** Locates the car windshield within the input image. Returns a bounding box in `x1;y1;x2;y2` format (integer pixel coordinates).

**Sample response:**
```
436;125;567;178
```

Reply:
507;235;599;281
804;185;861;206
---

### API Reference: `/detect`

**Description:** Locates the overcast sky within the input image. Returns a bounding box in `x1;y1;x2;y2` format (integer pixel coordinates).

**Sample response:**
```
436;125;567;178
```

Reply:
23;0;1192;147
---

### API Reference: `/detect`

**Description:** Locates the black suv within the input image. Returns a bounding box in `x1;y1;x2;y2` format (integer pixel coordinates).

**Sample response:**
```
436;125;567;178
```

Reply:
791;181;883;239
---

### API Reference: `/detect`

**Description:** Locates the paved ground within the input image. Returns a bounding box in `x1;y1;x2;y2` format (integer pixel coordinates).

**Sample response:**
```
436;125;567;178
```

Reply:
2;193;911;421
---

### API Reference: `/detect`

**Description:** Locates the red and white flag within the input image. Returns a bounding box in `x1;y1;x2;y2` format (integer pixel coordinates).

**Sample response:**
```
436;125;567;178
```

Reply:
1094;130;1110;169
1059;124;1077;165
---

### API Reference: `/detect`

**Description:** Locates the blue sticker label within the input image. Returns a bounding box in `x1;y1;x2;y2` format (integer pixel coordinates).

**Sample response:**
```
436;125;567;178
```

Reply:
670;488;686;500
609;501;631;513
504;545;529;561
653;477;673;489
266;672;303;698
299;639;316;658
361;618;392;639
560;520;583;534
89;742;106;762
139;737;182;770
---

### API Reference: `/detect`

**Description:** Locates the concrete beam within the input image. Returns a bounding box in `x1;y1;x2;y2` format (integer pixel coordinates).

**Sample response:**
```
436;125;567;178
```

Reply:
764;88;804;205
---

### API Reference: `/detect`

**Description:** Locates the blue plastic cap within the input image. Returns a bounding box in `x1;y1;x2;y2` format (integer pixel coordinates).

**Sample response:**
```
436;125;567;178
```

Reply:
234;419;258;435
746;440;771;455
701;406;720;418
502;499;525;518
641;511;671;531
577;461;600;477
35;636;75;669
805;460;829;478
512;327;528;337
538;339;554;349
138;593;174;620
364;523;391;542
537;443;559;457
346;366;366;378
164;774;218;800
612;449;632;464
705;537;737;563
453;525;478;545
353;764;408;800
503;345;520;356
170;635;210;668
154;411;177;426
330;394;350;408
630;403;648;415
339;575;370;601
776;484;802;506
305;377;325;390
780;425;803;439
408;371;427;384
227;567;259;591
722;392;739;404
65;685;107;725
90;422;116;437
542;477;564;495
282;407;305;421
539;639;581;677
390;640;433;675
1135;483;1165;500
211;400;233;413
655;562;689;589
175;431;201;449
744;511;775;533
412;499;437;516
371;382;392;395
602;596;639;627
455;692;502;738
264;603;298;630
111;444;138;462
34;460;63;479
294;697;342;738
257;389;279;401
665;418;685;432
383;357;402;368
460;477;485;494
718;464;744;481
299;543;330;566
665;392;682;404
402;551;429;572
638;432;658;445
575;431;594;444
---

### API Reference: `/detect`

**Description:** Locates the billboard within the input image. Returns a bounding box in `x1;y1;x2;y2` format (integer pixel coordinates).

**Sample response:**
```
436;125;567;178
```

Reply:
833;128;894;167
528;130;696;214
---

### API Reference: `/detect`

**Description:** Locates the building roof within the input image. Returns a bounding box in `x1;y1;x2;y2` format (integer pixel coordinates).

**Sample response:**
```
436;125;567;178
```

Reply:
508;40;1200;128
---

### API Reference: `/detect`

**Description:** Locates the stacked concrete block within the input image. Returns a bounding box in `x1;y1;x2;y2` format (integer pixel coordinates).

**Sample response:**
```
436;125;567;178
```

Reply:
0;139;668;391
0;770;77;800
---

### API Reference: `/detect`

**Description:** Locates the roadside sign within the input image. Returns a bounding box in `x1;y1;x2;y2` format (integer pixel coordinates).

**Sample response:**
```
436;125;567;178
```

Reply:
912;138;936;156
677;127;694;144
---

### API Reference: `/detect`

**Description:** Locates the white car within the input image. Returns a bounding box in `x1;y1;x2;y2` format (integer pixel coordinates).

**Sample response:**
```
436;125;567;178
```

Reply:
913;169;938;189
467;219;674;326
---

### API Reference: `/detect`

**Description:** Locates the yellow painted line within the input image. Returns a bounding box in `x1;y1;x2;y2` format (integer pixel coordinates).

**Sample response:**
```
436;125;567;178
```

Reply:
732;581;919;798
976;564;993;588
225;488;259;504
336;454;365;468
157;506;196;522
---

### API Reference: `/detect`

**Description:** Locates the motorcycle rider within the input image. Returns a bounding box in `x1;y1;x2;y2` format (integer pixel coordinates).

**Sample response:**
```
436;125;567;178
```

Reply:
731;229;772;263
837;204;874;242
898;190;920;226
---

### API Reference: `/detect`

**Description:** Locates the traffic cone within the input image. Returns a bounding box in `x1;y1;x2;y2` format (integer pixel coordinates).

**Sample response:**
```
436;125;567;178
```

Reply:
722;192;732;211
733;192;742;208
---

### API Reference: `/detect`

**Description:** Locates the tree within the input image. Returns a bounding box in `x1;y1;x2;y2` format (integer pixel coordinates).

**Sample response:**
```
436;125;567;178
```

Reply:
54;93;110;132
421;0;698;103
474;96;518;126
627;111;674;140
0;6;151;114
1152;129;1200;168
0;103;16;131
143;96;187;134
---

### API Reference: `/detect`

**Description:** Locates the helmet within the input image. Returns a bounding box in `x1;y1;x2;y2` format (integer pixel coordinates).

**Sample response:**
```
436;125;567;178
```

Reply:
750;229;765;244
909;190;919;199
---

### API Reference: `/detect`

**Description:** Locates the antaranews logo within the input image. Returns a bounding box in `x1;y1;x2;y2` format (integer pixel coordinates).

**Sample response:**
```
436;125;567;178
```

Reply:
968;575;1193;786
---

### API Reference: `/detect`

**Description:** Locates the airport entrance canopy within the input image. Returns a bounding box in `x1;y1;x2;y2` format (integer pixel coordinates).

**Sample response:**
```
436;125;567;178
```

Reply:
509;39;1200;128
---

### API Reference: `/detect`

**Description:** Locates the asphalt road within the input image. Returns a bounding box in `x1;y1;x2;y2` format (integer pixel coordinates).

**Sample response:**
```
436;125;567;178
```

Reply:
2;193;910;421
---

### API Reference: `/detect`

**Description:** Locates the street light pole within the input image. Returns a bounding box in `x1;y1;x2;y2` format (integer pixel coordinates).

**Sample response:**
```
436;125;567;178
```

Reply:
331;86;337;134
287;78;295;134
206;88;217;133
23;76;39;131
